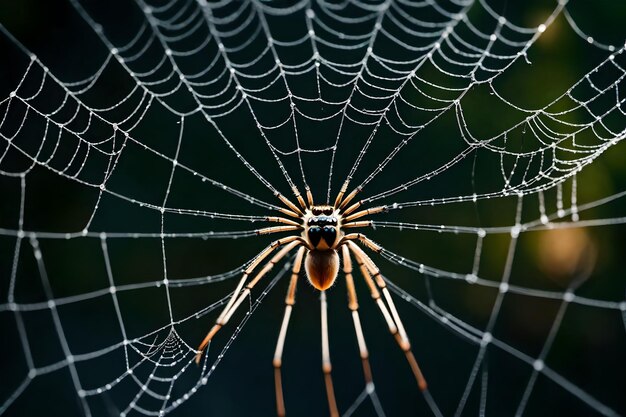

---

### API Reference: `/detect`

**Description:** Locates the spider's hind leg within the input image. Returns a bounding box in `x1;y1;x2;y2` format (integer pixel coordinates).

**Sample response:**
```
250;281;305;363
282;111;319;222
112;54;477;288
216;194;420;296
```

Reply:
341;245;374;386
273;246;305;417
195;237;303;364
321;290;340;417
348;241;428;392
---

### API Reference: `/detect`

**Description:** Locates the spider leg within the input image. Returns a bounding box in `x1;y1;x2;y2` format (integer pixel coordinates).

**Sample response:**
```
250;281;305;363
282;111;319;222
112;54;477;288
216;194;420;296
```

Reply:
305;185;314;207
348;241;428;391
332;178;365;212
278;207;301;219
195;236;303;364
341;220;372;229
342;200;362;216
224;239;297;321
291;185;308;211
333;179;350;208
266;217;302;227
273;246;305;417
337;233;382;254
341;245;373;386
339;185;362;211
343;205;387;222
321;290;340;417
221;239;301;326
275;191;303;216
257;225;301;235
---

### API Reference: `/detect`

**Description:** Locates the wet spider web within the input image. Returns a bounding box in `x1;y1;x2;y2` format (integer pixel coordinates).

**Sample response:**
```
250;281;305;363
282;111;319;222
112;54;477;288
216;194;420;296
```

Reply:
0;0;625;416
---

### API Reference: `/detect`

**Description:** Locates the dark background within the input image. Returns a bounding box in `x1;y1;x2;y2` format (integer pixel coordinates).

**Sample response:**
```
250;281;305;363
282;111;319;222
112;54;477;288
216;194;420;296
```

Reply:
0;0;625;416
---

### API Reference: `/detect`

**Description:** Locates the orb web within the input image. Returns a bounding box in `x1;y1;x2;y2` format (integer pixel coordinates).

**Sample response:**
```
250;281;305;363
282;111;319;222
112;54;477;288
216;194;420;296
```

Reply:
0;0;625;416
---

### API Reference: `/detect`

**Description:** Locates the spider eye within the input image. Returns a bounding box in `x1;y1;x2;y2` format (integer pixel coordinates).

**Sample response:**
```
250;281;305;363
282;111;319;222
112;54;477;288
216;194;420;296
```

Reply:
308;226;322;247
321;226;337;246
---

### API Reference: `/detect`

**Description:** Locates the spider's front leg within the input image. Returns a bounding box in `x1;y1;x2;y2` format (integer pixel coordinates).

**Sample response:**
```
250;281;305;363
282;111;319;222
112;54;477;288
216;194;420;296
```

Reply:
334;180;362;211
342;205;388;221
290;185;314;211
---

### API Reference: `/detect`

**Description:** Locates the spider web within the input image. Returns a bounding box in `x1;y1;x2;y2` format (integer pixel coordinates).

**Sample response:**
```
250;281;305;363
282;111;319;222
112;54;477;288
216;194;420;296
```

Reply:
0;0;625;416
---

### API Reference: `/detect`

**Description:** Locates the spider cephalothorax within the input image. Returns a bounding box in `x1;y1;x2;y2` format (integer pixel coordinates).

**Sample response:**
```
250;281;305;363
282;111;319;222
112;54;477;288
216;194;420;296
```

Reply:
305;206;339;249
195;181;427;417
303;206;340;290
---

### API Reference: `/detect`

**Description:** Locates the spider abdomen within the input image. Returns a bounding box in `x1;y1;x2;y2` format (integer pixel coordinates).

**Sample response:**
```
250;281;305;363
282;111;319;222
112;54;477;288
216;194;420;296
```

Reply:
305;250;339;291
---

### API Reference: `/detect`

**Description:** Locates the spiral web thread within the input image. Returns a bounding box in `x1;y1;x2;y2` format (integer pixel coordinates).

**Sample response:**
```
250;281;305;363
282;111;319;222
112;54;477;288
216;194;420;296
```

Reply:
0;0;625;416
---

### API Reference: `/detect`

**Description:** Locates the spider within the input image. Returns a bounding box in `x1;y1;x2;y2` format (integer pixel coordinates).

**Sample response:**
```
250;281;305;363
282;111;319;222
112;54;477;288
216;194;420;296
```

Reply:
195;181;427;417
